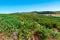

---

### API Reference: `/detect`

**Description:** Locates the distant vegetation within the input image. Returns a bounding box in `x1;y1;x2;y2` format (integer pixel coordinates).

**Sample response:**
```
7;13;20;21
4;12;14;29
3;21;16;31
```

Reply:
31;11;55;14
0;11;60;40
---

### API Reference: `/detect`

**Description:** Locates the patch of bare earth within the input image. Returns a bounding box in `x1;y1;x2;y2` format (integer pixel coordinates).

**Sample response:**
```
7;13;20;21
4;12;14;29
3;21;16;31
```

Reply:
48;36;57;40
0;33;13;40
0;32;18;40
42;14;60;17
28;32;42;40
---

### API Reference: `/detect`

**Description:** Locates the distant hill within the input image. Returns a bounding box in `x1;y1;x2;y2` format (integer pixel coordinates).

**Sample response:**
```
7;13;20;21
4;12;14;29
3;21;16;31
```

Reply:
12;11;60;14
31;11;60;14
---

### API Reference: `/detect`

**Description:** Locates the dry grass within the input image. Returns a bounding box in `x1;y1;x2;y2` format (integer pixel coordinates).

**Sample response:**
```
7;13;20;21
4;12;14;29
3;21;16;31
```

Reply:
42;14;60;17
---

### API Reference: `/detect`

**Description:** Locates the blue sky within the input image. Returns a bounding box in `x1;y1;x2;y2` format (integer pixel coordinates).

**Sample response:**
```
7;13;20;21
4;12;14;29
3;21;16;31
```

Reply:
0;0;60;13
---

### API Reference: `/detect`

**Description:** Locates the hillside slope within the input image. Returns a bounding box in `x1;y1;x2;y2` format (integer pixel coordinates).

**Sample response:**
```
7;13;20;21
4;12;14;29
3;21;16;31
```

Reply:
0;12;60;40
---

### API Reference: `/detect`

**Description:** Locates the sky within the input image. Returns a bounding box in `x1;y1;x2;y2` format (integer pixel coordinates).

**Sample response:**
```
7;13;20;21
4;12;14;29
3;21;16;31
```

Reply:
0;0;60;13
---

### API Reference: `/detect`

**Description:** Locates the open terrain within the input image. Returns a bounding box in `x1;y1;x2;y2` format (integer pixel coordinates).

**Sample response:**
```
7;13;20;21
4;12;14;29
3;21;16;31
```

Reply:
0;11;60;40
42;14;60;17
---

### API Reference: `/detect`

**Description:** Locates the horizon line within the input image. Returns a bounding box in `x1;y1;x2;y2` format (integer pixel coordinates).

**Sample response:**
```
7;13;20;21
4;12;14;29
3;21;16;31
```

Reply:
0;10;60;14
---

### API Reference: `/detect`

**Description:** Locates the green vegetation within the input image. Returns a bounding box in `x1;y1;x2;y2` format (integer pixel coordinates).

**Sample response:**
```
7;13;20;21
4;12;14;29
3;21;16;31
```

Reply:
0;12;60;40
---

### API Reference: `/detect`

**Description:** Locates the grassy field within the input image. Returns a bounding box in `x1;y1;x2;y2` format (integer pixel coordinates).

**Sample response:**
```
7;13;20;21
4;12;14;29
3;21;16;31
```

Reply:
0;12;60;40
